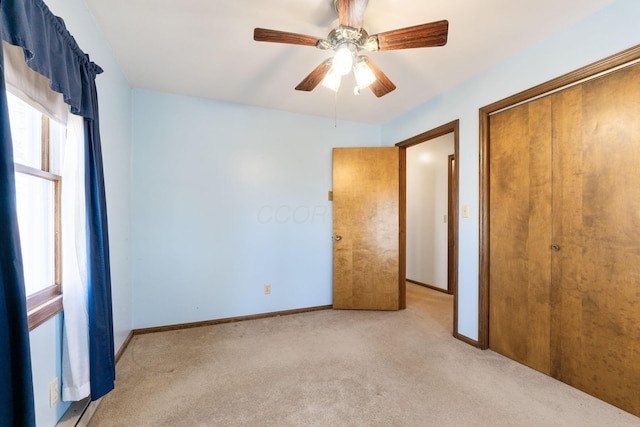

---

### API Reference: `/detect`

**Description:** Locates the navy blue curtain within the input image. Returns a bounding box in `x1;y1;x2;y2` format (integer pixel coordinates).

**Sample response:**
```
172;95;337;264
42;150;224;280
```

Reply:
0;41;36;427
84;74;115;400
0;0;115;420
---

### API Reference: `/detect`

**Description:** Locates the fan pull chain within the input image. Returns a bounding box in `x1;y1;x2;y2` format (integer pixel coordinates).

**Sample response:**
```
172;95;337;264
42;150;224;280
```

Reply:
334;89;338;128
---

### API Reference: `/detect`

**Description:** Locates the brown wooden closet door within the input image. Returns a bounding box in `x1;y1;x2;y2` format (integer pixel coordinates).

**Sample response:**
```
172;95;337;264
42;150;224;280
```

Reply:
489;98;553;375
550;65;640;416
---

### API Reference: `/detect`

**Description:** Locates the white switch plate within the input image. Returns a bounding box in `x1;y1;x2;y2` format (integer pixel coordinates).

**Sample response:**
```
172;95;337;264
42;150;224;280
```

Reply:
264;284;271;295
462;205;470;218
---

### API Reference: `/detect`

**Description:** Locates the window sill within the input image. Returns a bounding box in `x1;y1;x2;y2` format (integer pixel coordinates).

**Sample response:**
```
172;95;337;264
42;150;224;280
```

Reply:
28;295;63;330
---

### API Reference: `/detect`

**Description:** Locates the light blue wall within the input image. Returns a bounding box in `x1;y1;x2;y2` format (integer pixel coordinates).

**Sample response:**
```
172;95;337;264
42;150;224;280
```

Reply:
381;0;640;340
29;315;68;426
132;90;381;328
27;0;133;425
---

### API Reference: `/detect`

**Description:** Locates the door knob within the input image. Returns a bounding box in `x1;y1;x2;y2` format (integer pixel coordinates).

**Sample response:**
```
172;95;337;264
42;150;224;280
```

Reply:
335;235;342;241
551;244;560;252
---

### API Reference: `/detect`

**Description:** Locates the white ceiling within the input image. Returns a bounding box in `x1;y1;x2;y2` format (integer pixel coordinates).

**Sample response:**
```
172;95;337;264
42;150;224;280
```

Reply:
83;0;614;124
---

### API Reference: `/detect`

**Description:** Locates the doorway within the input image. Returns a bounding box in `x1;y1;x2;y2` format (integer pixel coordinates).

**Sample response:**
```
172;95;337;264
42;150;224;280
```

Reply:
396;120;460;337
405;134;454;294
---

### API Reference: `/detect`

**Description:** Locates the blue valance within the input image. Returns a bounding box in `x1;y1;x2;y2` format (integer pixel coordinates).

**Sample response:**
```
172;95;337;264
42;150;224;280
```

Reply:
0;0;103;119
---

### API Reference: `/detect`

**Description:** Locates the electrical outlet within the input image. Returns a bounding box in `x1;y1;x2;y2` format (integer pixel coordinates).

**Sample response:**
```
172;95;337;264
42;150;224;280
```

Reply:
264;284;271;295
49;377;59;408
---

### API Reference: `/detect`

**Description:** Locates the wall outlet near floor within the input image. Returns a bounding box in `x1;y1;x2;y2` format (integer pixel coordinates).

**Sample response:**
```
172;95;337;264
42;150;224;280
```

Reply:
264;284;271;295
50;377;59;407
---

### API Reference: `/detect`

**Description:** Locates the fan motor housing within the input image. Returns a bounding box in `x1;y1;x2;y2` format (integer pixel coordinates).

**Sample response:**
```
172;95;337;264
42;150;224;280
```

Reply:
317;26;378;52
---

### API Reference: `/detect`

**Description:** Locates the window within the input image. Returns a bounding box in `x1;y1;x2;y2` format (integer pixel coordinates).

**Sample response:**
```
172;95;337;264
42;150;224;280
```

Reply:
8;91;66;329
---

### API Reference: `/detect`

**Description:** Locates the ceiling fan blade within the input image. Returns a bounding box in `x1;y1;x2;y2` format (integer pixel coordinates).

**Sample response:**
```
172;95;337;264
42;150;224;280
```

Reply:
338;0;369;29
254;28;322;47
295;59;333;92
362;57;396;97
374;20;448;51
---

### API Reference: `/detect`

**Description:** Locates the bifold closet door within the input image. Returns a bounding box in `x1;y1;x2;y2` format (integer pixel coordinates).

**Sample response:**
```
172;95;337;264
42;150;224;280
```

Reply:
550;64;640;415
490;62;640;417
489;97;553;375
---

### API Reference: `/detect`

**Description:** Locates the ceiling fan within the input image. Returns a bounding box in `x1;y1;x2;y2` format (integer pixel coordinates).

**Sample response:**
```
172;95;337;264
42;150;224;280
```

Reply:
253;0;448;97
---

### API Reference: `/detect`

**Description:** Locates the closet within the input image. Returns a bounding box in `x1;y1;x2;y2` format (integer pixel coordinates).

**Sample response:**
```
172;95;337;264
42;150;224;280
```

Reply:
488;62;640;416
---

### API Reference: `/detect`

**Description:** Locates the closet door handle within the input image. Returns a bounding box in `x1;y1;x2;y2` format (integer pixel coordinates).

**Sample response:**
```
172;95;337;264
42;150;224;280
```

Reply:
551;244;560;252
335;235;342;241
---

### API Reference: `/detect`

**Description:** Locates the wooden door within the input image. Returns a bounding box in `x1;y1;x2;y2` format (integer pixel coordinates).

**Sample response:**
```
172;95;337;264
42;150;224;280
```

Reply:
489;63;640;416
332;147;401;310
550;65;640;415
489;98;553;375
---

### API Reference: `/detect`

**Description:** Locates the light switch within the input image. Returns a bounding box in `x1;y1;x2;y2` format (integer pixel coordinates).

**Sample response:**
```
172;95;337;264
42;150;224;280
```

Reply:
462;205;470;218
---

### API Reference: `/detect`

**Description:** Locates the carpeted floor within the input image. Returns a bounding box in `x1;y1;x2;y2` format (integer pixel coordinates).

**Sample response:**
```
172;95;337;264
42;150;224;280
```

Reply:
88;284;639;426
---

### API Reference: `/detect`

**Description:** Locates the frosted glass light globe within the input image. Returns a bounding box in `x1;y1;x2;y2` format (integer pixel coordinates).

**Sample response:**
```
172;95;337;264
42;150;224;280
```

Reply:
333;45;354;76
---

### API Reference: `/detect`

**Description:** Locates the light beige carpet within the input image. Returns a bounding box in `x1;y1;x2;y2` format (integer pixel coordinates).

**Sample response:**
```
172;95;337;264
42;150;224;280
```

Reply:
88;284;638;426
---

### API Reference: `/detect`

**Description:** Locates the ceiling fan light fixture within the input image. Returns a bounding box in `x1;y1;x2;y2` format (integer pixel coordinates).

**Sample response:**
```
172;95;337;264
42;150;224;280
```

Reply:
333;43;355;76
354;57;376;89
321;68;342;92
254;2;448;98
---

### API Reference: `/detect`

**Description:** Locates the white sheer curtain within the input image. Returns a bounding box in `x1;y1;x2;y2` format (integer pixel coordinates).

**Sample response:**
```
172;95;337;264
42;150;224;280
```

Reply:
60;112;89;401
3;41;91;401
